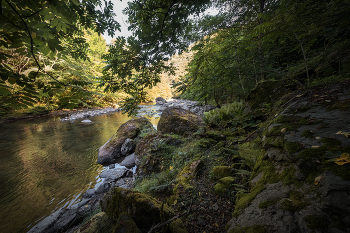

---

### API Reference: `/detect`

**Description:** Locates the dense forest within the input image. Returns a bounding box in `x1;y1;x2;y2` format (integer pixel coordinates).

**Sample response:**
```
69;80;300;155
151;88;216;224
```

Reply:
1;0;349;116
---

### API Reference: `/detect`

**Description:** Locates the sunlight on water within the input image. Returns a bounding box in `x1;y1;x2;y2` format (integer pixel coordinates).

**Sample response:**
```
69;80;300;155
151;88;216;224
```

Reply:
0;105;160;233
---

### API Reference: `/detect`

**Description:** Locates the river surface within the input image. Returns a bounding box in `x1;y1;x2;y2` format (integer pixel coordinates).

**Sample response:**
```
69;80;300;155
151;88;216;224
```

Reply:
0;104;160;233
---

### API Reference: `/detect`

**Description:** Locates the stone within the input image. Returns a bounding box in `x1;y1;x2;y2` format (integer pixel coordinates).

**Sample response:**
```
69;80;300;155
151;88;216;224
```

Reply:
155;97;167;105
134;133;175;175
81;119;92;123
121;138;136;156
72;212;109;233
119;153;136;167
95;183;111;194
27;208;66;233
114;213;141;233
101;187;174;229
99;168;128;183
97;117;155;166
54;209;83;232
204;105;216;112
157;107;204;135
83;189;95;198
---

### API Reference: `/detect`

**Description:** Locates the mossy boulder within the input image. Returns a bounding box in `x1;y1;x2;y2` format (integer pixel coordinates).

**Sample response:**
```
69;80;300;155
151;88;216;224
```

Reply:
210;166;233;180
113;213;141;233
98;117;155;165
73;212;112;233
134;133;177;175
213;176;235;194
101;187;174;230
157;106;204;136
169;218;188;233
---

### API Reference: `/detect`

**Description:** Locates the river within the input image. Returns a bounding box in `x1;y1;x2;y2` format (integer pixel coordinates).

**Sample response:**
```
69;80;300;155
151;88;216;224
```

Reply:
0;104;160;233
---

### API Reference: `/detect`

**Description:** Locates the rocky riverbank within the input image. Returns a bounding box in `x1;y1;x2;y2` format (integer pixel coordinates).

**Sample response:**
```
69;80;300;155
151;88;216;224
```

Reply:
28;98;210;233
28;83;350;233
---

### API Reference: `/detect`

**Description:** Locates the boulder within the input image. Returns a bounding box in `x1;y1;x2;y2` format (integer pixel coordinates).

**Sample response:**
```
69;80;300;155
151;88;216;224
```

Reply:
155;97;167;105
101;187;174;230
134;133;176;175
121;138;136;156
157;107;204;136
119;153;136;167
99;167;128;183
97;117;155;165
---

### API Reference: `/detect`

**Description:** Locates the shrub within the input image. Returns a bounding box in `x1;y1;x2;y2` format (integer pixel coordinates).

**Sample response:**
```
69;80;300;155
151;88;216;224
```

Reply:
203;101;245;126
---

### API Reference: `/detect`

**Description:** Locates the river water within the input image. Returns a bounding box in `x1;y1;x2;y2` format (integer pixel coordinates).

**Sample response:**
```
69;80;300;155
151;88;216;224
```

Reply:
0;105;160;233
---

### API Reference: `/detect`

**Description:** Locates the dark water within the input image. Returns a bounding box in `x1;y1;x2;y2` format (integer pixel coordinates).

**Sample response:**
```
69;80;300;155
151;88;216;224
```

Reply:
0;105;160;233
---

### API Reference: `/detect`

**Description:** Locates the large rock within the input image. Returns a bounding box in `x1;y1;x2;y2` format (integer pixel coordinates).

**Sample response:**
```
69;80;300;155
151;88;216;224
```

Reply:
121;138;136;156
101;187;174;230
134;133;177;175
97;117;155;165
157;107;204;136
155;97;167;105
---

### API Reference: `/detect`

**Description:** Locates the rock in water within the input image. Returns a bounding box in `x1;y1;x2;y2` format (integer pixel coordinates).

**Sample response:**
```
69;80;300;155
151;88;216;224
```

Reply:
97;117;155;166
121;138;136;156
157;106;204;136
81;119;92;123
155;97;167;105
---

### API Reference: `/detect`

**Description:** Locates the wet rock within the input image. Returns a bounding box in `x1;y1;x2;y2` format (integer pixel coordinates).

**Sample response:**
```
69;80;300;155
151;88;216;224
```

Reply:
28;208;66;233
83;189;95;198
59;107;120;122
157;107;204;136
54;209;83;232
99;168;128;183
95;183;111;194
119;153;136;167
155;97;167;105
97;117;155;166
121;138;136;156
81;119;92;123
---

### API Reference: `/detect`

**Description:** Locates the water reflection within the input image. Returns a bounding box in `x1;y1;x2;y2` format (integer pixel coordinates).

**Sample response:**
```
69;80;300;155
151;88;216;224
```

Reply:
0;105;160;233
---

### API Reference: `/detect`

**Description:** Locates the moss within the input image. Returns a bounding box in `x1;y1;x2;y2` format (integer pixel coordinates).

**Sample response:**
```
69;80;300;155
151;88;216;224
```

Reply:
319;137;342;147
210;166;232;180
304;215;329;231
279;167;299;186
102;187;173;229
258;200;275;209
74;212;112;233
233;160;278;217
214;176;236;194
301;129;314;138
194;138;217;148
205;130;226;140
281;191;307;212
113;213;141;233
238;140;265;169
328;101;350;111
168;218;188;233
284;142;304;154
173;160;202;193
228;224;267;233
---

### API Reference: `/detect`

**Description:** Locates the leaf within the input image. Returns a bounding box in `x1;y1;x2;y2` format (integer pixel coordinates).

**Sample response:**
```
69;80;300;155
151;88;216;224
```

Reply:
31;32;36;39
336;131;350;137
334;153;350;165
0;87;11;96
314;175;322;185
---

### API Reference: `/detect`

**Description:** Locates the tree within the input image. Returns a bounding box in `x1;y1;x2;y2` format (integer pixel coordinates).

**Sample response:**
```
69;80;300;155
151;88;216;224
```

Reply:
0;0;119;112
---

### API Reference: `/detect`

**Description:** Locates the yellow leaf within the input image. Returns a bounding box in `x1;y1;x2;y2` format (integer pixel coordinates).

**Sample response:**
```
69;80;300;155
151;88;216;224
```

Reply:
173;200;177;206
170;166;173;170
215;223;219;227
336;131;350;137
314;175;322;185
31;32;36;39
335;153;350;165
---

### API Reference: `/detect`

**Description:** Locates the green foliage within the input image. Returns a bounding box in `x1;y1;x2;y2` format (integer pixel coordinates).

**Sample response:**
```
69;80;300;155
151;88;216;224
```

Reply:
203;101;244;126
0;1;119;112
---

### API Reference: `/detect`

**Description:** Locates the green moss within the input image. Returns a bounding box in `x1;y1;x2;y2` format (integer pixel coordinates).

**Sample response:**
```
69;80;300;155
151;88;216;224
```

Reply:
328;101;350;111
210;166;232;180
279;167;299;186
319;137;342;147
238;140;265;168
102;187;173;228
301;129;314;138
284;142;304;154
113;213;141;233
228;224;267;233
258;200;275;209
281;191;307;212
168;218;188;233
233;160;278;217
304;215;329;231
214;176;236;194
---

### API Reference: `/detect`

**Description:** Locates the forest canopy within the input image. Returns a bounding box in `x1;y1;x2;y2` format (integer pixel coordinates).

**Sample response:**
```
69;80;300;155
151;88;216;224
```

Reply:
1;0;350;115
